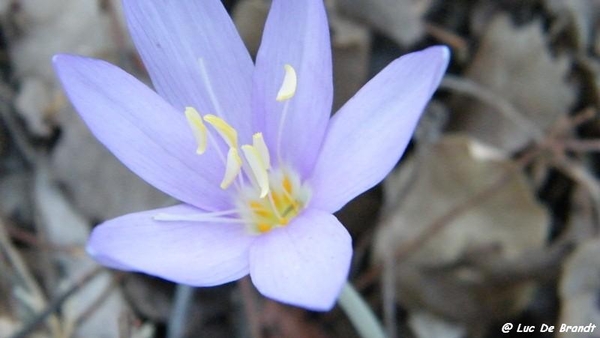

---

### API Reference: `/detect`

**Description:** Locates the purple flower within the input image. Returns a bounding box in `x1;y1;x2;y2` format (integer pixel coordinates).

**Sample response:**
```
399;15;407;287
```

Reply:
53;0;449;311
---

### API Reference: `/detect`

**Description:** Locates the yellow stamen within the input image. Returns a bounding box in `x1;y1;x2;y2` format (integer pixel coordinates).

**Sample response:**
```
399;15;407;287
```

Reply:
250;201;270;218
241;144;270;198
252;133;271;170
282;176;293;194
204;114;238;149
184;107;208;154
257;223;271;233
270;191;283;209
276;64;297;101
220;147;242;189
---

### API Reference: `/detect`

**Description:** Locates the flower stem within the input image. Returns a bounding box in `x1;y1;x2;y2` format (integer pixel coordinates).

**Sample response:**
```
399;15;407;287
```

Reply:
338;282;387;338
167;284;195;338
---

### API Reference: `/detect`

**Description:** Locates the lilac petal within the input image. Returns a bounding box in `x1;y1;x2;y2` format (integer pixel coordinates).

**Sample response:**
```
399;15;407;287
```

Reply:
88;204;255;286
310;46;450;212
249;209;352;311
252;0;332;177
53;55;230;211
123;0;254;141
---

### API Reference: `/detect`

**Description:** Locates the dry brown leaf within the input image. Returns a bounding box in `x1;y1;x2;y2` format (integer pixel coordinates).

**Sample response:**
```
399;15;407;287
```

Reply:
8;0;173;220
7;0;130;136
545;0;600;51
0;172;31;220
337;0;429;46
449;14;575;152
232;0;268;57
260;301;330;338
50;104;173;220
14;78;54;137
33;166;126;338
9;0;125;81
329;5;371;110
373;135;549;336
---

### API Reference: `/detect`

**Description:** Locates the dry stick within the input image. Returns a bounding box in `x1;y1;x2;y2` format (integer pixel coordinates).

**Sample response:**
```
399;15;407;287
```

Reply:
72;273;124;331
552;155;600;224
103;0;138;73
440;75;545;142
0;218;61;337
6;222;82;255
9;266;103;338
424;23;469;60
563;139;600;152
544;107;600;223
0;82;37;165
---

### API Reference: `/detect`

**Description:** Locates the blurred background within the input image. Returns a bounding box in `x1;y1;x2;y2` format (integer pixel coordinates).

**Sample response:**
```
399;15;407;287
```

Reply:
0;0;599;337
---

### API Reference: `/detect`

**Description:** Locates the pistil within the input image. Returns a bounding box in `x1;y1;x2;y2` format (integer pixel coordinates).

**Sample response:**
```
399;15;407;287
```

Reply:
172;64;308;234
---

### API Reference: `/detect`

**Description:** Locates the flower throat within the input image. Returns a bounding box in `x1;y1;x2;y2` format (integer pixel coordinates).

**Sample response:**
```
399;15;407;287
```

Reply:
155;64;310;234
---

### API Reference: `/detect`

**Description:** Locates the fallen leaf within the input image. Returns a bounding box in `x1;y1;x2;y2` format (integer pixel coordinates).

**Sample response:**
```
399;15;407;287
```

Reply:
33;165;126;338
373;135;549;335
7;0;130;136
448;14;575;152
50;105;172;220
329;4;371;110
232;0;268;57
336;0;430;46
544;0;600;51
14;77;56;137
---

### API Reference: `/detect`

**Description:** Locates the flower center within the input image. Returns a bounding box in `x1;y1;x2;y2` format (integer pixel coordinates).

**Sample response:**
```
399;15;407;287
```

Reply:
155;63;308;234
237;167;310;234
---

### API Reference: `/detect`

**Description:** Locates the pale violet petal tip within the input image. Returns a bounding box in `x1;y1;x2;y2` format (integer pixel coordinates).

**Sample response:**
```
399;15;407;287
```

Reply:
53;54;230;211
252;0;333;177
309;45;451;212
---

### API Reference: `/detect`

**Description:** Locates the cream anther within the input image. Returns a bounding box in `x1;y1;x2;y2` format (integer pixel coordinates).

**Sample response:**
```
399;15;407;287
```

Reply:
221;147;242;189
241;144;270;198
204;114;238;149
184;107;208;154
252;133;271;170
276;64;297;101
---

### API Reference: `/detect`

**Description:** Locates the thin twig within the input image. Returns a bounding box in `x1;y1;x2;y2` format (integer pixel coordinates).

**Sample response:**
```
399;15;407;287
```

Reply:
424;22;469;61
72;273;124;332
563;139;600;152
0;81;38;165
9;266;103;338
6;223;82;255
440;75;545;142
552;155;600;224
0;217;61;337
